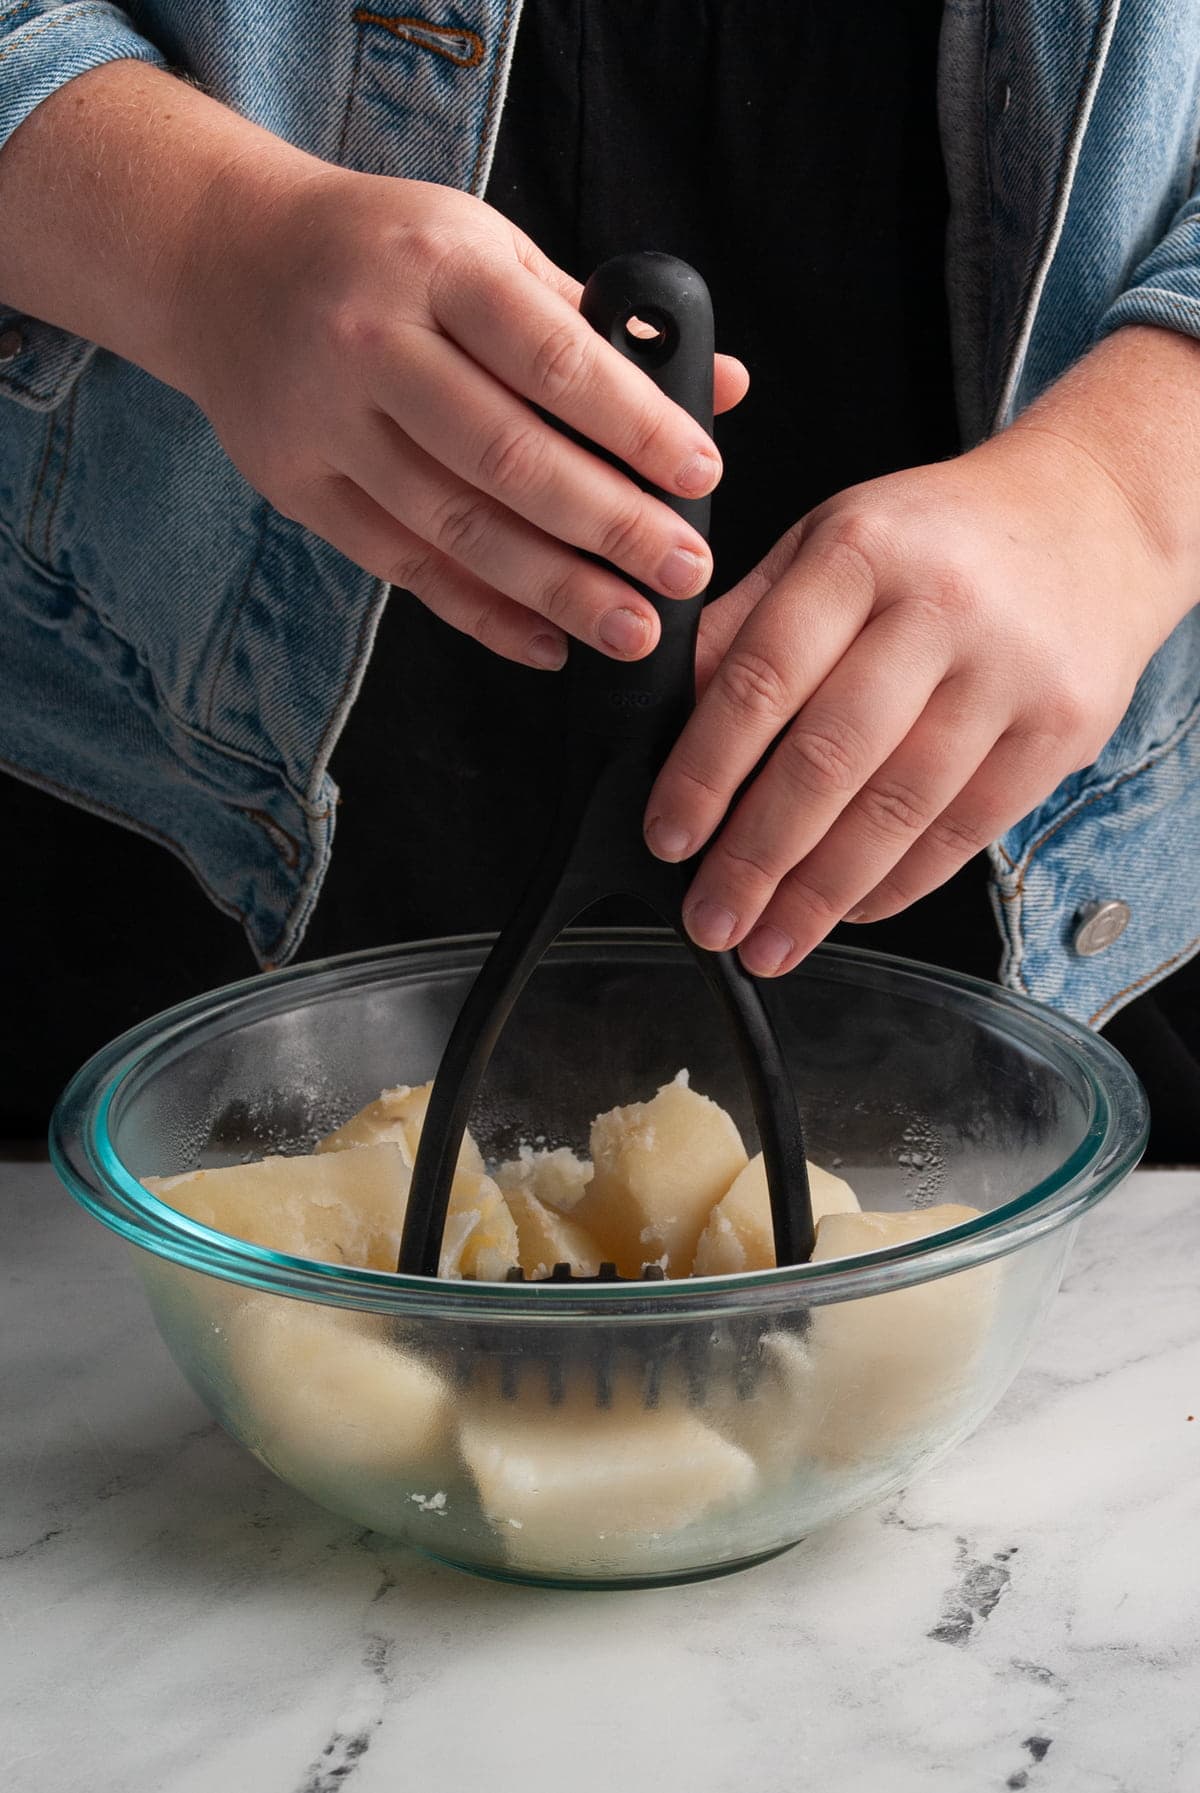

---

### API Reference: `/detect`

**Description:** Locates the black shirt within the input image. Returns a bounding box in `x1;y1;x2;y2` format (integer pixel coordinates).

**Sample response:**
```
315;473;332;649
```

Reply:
314;0;974;954
6;1;1198;1155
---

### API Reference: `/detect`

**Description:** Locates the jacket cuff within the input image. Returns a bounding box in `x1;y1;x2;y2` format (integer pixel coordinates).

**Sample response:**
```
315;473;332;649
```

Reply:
0;3;166;412
1098;202;1200;343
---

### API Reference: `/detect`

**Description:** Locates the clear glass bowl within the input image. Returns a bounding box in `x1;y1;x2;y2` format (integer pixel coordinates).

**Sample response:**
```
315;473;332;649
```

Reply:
51;933;1147;1588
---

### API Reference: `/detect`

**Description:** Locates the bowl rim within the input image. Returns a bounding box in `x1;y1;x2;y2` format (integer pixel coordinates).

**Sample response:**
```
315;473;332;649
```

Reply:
50;930;1148;1318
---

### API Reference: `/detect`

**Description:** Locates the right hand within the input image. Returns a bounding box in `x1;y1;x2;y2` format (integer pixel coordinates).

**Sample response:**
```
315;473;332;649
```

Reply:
170;168;748;670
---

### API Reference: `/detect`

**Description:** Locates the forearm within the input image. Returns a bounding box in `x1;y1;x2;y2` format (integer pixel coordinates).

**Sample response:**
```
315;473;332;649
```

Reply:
0;58;318;395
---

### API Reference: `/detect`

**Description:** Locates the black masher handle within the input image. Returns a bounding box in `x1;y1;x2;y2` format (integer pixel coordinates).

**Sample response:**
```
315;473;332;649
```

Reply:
567;252;715;760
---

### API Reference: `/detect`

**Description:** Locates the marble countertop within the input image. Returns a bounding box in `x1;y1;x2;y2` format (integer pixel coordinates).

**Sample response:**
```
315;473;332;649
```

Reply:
4;1157;1199;1793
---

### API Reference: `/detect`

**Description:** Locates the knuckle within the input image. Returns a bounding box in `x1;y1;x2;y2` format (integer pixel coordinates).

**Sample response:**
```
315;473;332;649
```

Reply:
594;501;648;567
387;543;441;595
668;757;727;807
423;231;490;310
717;649;792;724
712;836;780;892
821;509;896;579
323;299;388;366
776;867;841;929
857;874;908;919
535;568;580;627
776;716;862;797
928;557;981;622
854;775;932;840
925;806;993;859
530;320;595;403
476;417;548;497
465;598;504;654
1041;682;1089;739
427;491;492;565
616;396;671;467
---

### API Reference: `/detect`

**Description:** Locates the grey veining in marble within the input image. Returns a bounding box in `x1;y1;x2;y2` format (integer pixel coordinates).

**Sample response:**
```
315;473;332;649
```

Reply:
3;1161;1199;1793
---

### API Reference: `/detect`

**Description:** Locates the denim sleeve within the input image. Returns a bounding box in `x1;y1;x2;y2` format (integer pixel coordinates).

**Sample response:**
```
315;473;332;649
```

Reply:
1099;189;1200;341
0;2;166;413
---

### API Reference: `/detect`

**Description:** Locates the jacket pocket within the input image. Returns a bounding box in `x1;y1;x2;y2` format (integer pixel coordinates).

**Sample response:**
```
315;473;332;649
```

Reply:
336;3;514;193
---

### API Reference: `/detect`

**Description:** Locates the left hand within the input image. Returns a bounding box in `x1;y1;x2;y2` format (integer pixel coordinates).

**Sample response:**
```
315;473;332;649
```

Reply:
643;327;1200;976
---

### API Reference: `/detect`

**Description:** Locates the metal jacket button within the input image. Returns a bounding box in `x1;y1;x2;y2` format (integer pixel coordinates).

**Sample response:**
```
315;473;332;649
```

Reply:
1072;899;1131;956
0;326;24;363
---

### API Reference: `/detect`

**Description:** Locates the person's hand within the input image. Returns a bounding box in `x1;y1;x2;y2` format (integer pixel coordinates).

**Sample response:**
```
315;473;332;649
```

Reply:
643;326;1200;975
169;165;747;671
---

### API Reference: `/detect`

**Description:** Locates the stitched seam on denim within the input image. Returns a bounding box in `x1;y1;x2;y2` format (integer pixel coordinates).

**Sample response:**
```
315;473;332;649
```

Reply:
0;343;92;407
201;497;271;734
352;9;485;68
981;0;997;408
307;577;388;802
991;0;1123;430
242;805;302;870
0;1;41;32
1108;284;1200;319
335;15;366;162
0;4;149;66
0;512;330;814
1001;686;1200;898
39;376;78;563
0;746;250;929
1088;929;1200;1027
469;0;516;194
259;813;330;964
23;408;56;555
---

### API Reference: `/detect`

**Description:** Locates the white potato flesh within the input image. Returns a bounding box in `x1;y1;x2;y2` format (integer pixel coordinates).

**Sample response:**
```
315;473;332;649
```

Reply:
457;1387;758;1572
708;1328;824;1481
228;1297;455;1487
449;1170;521;1282
503;1185;603;1279
316;1081;486;1176
494;1145;593;1215
802;1204;996;1464
145;1148;517;1279
144;1144;412;1271
573;1073;748;1277
692;1152;860;1276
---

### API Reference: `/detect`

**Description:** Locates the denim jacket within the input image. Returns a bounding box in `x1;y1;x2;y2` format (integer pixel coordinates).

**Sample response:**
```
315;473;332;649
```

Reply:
0;0;1198;1023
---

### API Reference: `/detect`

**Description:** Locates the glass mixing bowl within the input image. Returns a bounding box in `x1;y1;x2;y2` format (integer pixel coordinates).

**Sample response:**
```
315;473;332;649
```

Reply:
51;933;1146;1588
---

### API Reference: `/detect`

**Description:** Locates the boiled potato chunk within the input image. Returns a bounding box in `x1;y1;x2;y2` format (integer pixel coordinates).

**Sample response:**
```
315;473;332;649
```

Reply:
692;1152;860;1276
317;1082;486;1176
228;1297;456;1489
708;1328;823;1481
573;1073;748;1276
145;1148;517;1279
447;1170;521;1282
494;1145;592;1215
458;1387;758;1572
144;1144;411;1271
803;1204;996;1465
503;1185;602;1279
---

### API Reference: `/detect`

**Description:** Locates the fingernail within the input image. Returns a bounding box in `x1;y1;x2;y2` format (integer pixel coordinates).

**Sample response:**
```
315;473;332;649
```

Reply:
658;546;709;597
741;926;795;976
647;817;692;861
676;451;721;496
598;608;650;656
528;633;567;670
684;898;738;950
843;907;867;924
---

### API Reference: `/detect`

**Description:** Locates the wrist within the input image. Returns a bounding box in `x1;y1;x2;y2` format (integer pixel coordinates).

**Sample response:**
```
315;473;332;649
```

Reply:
156;134;335;407
999;325;1200;636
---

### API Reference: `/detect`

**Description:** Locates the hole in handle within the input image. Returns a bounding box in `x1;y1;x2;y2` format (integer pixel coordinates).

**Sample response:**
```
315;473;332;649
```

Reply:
621;308;675;366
